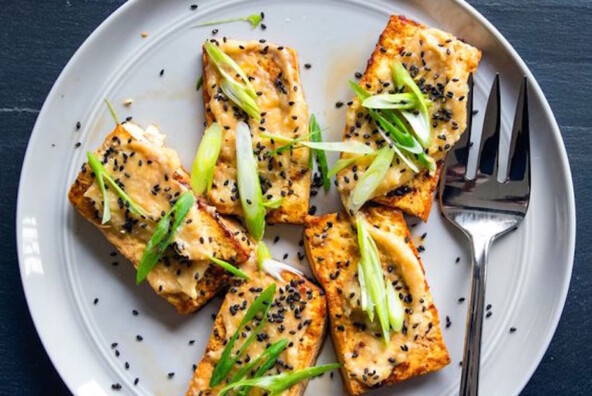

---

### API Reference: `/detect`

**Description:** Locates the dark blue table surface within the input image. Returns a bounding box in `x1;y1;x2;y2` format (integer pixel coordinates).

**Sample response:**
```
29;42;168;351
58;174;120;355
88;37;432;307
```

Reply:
1;1;590;394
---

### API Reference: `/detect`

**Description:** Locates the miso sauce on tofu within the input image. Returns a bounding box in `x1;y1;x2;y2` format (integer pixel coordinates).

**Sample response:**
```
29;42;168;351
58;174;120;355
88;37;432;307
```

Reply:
203;39;311;224
304;209;449;392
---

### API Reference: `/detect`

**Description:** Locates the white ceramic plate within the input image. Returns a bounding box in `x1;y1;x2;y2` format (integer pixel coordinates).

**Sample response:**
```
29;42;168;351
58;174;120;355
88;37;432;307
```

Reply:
16;0;575;395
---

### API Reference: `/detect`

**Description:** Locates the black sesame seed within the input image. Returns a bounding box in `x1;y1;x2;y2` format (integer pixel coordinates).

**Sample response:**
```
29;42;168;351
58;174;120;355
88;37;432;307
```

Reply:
136;335;143;341
111;383;122;390
168;372;175;378
132;309;139;316
74;142;81;148
354;72;362;79
159;69;164;77
486;311;492;319
134;378;139;386
304;63;312;69
93;298;99;305
190;4;198;10
76;121;81;130
335;101;344;108
509;327;517;333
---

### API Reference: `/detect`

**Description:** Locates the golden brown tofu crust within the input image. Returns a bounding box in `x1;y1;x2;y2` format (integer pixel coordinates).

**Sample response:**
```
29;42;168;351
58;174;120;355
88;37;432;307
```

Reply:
67;125;250;314
304;208;450;395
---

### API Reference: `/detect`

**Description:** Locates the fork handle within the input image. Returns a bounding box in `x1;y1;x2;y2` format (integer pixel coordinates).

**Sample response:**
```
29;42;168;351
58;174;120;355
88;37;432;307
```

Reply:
460;235;493;396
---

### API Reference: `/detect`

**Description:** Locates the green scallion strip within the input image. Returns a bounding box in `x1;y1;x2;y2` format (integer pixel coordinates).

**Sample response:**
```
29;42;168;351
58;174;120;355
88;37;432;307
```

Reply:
87;152;111;224
263;132;314;158
221;339;289;396
196;12;263;28
220;78;261;121
87;152;146;223
136;191;195;284
259;131;296;145
263;196;283;209
392;63;431;147
386;278;405;332
350;81;435;172
256;241;272;272
357;216;390;343
210;283;276;386
209;256;250;280
218;363;341;395
191;123;222;195
235;122;265;241
309;114;330;191
204;41;256;99
347;146;395;214
362;92;418;110
195;75;203;91
301;141;375;155
104;99;119;127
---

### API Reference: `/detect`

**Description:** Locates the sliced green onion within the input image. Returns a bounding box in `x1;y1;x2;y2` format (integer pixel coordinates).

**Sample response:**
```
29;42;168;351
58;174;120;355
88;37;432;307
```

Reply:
357;262;373;321
349;81;420;153
210;284;276;386
223;339;289;396
349;80;371;100
235;122;266;241
191;123;222;195
263;196;283;209
196;12;263;28
259;132;296;145
309;114;330;191
301;141;375;155
87;152;146;223
104;99;119;127
218;363;341;395
256;241;272;272
347;146;395;214
386;278;405;332
357;216;390;343
221;78;261;121
390;141;420;174
392;63;431;147
327;156;359;179
209;256;250;280
195;75;203;91
204;41;256;98
87;152;111;224
264;132;314;158
136;191;195;284
362;93;418;110
369;108;421;154
350;81;436;172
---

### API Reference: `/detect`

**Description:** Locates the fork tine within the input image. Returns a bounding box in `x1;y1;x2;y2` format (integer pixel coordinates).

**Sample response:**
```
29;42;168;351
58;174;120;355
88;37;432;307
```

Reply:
477;74;501;176
444;73;474;173
507;77;530;182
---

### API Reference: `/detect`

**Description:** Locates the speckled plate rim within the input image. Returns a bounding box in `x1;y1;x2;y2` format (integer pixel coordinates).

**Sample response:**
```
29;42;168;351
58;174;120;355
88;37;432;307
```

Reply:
15;0;576;395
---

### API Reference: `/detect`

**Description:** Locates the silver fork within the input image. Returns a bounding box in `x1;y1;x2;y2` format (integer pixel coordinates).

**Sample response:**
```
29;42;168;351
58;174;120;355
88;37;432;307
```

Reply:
439;74;531;396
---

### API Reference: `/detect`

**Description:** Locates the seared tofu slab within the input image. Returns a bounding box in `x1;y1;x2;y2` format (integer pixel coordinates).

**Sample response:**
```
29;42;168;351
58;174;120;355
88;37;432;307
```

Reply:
203;38;311;224
186;269;327;396
304;208;449;395
337;15;481;220
68;123;250;314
